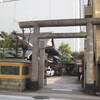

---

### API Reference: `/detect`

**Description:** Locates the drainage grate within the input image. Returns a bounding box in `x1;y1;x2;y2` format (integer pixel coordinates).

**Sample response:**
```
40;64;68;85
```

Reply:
33;96;50;99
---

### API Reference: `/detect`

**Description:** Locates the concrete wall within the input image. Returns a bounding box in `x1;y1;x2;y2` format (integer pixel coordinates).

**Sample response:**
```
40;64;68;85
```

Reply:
93;0;100;61
95;27;100;61
93;0;100;17
93;0;100;91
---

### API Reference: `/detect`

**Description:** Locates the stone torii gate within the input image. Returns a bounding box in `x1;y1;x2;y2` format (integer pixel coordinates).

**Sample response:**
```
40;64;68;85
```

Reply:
19;18;100;91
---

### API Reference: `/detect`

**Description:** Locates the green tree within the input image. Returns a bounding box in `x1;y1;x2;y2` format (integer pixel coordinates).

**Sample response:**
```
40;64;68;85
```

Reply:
0;31;22;58
0;32;11;57
58;42;72;63
71;51;84;60
11;31;28;58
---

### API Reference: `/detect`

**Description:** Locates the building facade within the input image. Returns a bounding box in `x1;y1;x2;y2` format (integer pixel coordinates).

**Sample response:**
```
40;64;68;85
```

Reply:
85;0;100;92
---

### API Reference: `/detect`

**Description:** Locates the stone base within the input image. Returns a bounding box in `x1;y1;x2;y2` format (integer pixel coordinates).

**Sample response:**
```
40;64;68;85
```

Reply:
0;79;40;91
31;81;39;91
0;79;26;91
85;84;96;94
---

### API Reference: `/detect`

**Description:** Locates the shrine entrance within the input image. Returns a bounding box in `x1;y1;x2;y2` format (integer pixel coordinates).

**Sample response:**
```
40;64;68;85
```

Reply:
19;18;100;91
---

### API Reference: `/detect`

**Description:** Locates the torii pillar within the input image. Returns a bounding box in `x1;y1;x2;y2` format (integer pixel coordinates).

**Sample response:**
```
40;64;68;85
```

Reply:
38;41;45;88
32;26;40;90
85;22;95;91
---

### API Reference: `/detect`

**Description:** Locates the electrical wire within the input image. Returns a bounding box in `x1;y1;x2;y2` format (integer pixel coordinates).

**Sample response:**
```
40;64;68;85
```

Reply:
79;0;85;51
49;0;51;19
79;0;82;51
74;0;77;51
12;1;17;31
49;0;54;47
0;0;20;3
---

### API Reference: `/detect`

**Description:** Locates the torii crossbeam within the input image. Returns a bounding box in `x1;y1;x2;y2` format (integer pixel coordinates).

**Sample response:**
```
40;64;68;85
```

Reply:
19;18;99;91
19;18;100;28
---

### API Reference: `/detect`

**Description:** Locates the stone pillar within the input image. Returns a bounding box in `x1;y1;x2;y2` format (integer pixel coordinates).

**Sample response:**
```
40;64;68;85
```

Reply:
84;38;88;88
85;23;95;91
38;41;45;88
32;26;40;90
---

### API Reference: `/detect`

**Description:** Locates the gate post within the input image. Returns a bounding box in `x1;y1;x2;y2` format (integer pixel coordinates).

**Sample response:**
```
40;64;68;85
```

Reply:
32;26;40;90
38;41;45;88
84;38;88;88
85;22;95;92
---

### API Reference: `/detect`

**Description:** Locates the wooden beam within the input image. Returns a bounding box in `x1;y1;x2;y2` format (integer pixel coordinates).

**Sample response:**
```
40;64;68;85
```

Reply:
19;18;100;28
38;32;87;39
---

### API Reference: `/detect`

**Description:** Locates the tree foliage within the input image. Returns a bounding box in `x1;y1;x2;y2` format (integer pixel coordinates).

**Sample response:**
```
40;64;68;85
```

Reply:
0;31;22;58
58;42;72;63
71;51;84;60
58;42;71;55
0;32;11;57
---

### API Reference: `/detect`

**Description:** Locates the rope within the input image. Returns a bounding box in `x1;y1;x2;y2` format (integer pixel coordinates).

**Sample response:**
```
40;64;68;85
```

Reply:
28;28;32;43
22;28;25;50
88;0;93;6
22;28;25;41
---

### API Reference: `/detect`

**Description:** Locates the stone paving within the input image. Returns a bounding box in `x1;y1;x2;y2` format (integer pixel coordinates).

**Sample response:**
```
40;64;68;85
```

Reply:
37;76;84;95
47;76;82;92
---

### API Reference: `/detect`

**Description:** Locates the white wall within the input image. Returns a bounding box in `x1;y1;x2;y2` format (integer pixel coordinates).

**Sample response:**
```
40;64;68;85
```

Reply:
0;0;84;51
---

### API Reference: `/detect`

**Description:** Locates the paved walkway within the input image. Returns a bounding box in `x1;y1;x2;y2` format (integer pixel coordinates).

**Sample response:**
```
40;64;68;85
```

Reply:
47;76;82;92
0;94;100;100
37;76;84;95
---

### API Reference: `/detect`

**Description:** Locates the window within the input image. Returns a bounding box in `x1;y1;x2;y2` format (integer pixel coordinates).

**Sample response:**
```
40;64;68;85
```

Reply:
22;67;29;75
0;66;19;75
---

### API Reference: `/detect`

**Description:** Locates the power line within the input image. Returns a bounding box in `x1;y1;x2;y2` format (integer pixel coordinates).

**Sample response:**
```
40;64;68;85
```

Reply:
0;0;20;3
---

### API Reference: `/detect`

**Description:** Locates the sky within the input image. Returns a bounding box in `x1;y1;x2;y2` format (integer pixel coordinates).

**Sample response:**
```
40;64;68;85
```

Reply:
0;0;88;51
